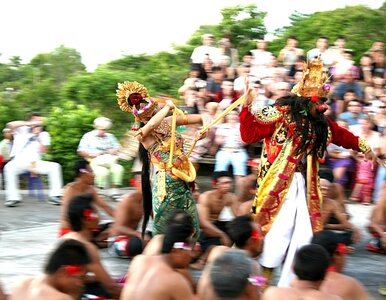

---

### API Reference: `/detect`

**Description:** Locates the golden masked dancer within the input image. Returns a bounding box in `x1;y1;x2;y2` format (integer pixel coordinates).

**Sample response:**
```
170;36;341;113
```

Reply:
239;56;378;287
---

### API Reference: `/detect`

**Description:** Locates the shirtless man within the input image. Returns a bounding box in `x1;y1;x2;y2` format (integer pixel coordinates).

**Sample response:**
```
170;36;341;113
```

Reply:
10;239;91;300
62;194;122;299
108;173;150;258
262;244;342;300
198;171;240;254
311;230;370;300
120;212;195;300
197;214;264;300
59;159;115;247
367;191;386;253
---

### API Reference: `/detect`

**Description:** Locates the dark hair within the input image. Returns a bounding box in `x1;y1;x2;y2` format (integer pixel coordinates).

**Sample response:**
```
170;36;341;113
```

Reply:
294;244;330;281
161;213;194;254
227;215;254;248
311;230;339;258
67;194;95;232
44;239;91;275
210;250;252;299
288;35;298;41
276;95;329;158
168;209;194;227
213;171;233;181
73;158;90;179
212;66;222;72
139;140;152;238
26;112;42;121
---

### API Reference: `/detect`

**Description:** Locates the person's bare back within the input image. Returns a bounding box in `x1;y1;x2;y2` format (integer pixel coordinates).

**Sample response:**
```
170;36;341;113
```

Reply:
321;271;370;300
10;276;72;300
121;255;194;300
262;286;342;300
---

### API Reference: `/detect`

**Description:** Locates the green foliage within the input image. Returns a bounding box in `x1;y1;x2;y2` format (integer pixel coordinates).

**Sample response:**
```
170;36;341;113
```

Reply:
268;5;386;62
45;101;99;183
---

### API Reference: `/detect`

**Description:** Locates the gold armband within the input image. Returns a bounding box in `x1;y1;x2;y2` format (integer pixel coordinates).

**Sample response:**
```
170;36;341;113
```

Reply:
182;114;188;125
358;137;371;154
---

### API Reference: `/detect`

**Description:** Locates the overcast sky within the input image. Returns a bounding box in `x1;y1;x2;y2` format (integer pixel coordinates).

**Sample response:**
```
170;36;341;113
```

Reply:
0;0;383;71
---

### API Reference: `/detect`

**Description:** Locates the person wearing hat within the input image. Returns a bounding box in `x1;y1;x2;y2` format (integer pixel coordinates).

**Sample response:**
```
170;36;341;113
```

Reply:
77;117;124;200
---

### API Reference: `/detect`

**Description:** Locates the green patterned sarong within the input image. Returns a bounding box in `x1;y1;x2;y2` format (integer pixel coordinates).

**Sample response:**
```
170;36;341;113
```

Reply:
152;173;200;239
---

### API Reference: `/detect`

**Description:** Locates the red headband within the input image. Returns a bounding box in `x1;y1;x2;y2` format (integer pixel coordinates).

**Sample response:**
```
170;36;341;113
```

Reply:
83;209;96;221
336;243;348;255
251;229;261;240
63;265;82;276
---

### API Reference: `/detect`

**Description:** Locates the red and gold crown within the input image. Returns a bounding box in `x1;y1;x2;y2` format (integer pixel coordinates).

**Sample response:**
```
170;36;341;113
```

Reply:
116;81;158;120
291;56;331;99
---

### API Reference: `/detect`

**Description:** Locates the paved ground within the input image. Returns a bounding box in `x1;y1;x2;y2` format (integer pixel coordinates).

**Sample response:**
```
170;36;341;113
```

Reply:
0;182;385;299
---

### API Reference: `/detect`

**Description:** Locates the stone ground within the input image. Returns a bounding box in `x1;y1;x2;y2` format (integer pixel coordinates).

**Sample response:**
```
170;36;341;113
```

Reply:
0;178;385;299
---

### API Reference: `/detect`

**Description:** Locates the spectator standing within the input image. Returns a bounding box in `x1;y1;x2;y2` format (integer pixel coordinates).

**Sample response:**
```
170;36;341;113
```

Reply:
214;111;248;190
77;116;124;200
218;37;239;79
277;36;304;71
4;112;63;207
250;39;273;79
0;128;13;161
307;36;334;69
190;33;221;66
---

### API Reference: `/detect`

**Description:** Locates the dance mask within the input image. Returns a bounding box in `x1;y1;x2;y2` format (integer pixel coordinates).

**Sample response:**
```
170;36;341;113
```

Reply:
291;56;331;114
116;81;158;128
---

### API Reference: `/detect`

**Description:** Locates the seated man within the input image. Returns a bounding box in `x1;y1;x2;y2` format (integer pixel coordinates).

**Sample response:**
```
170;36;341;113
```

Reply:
311;230;370;300
5;112;63;207
10;239;91;300
366;191;386;254
77;117;124;200
59;159;115;248
108;173;151;258
120;212;195;300
62;194;122;299
196;171;240;267
197;214;264;299
262;244;341;300
209;250;261;300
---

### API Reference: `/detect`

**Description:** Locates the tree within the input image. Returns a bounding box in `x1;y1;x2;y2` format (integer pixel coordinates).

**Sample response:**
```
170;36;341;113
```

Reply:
45;101;100;183
268;5;386;62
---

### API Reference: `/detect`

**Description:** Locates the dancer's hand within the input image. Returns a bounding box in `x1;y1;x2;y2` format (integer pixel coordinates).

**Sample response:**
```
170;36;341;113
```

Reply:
195;129;208;141
165;99;175;110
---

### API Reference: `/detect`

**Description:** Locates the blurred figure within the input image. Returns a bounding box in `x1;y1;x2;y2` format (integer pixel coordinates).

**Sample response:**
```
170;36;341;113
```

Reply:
307;36;334;68
262;244;341;300
120;212;195;300
209;250;261;300
197;214;264;299
108;173;150;258
277;35;304;71
59;159;115;248
5;112;63;207
78;116;124;200
319;169;360;249
250;39;273;79
312;230;371;300
218;36;239;79
195;171;240;269
190;33;221;65
213;110;248;191
10;239;91;300
62;194;122;299
0;128;13;161
366;190;386;254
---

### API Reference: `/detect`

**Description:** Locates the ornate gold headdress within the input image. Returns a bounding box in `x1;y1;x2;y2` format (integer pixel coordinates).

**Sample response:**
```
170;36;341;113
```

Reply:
116;81;158;121
291;56;331;99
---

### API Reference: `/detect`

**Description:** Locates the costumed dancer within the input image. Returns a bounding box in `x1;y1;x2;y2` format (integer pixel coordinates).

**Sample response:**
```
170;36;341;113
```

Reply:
116;81;204;239
239;56;378;287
